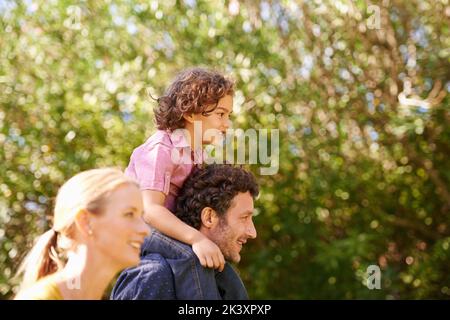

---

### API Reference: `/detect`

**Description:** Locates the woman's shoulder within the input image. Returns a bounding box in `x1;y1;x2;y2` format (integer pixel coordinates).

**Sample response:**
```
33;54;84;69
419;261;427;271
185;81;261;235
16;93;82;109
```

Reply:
14;275;63;300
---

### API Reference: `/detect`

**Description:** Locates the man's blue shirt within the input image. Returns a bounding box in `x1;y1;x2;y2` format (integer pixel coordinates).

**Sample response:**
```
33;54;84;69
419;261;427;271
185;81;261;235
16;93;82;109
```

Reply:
111;229;248;300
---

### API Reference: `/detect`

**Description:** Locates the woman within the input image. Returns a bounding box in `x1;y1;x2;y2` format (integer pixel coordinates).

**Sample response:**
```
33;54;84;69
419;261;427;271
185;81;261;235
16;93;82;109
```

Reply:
14;168;149;300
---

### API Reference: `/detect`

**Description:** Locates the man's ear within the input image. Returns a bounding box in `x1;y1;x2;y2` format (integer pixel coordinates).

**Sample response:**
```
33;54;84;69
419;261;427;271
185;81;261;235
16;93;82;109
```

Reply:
74;209;94;238
200;207;219;229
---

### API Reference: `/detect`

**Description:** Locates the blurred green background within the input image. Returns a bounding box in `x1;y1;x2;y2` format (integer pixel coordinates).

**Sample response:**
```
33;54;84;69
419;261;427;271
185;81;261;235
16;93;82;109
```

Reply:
1;0;449;299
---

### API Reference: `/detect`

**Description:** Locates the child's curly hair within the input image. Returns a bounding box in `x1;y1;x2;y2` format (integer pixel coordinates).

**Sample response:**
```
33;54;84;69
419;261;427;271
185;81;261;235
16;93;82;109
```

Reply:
154;67;234;131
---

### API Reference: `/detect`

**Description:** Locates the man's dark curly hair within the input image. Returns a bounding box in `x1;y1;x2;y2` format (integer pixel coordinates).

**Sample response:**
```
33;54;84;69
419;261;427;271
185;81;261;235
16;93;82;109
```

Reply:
153;67;234;131
175;164;259;230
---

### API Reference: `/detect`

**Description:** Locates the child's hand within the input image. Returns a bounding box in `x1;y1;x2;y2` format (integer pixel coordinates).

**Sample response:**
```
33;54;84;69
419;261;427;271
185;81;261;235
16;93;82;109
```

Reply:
192;236;225;272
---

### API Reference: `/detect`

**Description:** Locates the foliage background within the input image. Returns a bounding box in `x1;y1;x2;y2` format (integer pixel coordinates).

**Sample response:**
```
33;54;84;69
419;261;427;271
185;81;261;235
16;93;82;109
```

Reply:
1;0;449;299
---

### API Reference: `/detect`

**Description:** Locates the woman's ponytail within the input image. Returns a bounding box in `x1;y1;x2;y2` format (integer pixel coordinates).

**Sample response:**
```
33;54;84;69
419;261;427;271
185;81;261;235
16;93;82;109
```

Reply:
16;229;62;290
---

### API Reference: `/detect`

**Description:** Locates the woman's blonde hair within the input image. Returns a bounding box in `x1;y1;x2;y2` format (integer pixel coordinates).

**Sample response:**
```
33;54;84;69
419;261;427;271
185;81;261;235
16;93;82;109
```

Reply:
15;167;139;291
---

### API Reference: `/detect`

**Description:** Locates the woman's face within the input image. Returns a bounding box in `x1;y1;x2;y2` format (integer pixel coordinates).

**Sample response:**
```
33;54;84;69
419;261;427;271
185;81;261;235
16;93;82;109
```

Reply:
89;183;149;270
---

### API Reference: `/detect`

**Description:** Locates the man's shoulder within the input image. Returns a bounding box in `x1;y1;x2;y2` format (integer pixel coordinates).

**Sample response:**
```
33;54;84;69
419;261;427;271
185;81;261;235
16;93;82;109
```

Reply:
143;229;196;260
124;252;173;280
111;253;176;300
139;252;173;272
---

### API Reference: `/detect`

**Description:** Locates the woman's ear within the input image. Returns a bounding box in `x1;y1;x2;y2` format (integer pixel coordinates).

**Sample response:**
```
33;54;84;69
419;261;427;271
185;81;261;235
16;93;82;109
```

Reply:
74;209;94;238
200;207;219;229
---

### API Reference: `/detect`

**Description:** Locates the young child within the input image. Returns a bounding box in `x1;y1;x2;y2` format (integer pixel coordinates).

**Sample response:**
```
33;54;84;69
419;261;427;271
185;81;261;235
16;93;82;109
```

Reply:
125;67;234;272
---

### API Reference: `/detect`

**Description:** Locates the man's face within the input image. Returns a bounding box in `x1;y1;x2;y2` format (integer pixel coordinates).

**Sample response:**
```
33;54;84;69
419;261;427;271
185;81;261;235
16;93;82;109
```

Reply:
209;192;257;263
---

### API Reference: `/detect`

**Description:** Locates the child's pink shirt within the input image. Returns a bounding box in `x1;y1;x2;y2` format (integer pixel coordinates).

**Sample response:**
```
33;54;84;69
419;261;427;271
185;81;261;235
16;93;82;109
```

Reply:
125;130;203;212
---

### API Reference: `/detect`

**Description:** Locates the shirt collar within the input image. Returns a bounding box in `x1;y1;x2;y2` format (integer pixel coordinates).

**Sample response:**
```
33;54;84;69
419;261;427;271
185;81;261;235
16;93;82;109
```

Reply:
168;129;206;164
168;129;191;148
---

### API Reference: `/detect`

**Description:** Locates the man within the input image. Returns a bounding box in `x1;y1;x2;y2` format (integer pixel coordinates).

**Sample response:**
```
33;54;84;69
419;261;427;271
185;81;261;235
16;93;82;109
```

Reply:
111;164;259;300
